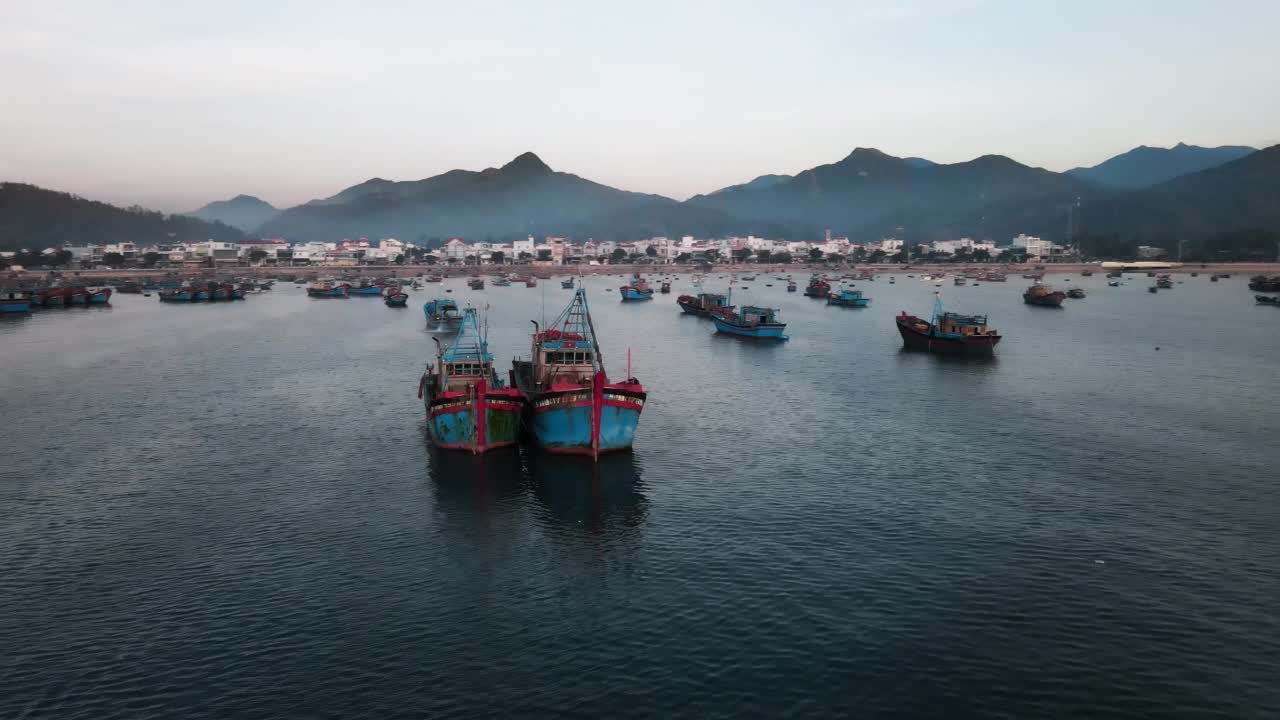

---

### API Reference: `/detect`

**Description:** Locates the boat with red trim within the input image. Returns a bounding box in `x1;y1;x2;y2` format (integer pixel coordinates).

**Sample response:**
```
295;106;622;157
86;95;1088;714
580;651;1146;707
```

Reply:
676;291;732;317
511;288;646;458
419;307;525;453
1023;283;1065;307
803;274;831;298
307;281;348;298
384;288;409;307
897;295;1001;357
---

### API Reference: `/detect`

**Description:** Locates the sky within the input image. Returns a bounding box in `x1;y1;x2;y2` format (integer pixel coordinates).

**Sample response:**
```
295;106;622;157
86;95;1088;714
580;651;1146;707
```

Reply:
2;0;1278;212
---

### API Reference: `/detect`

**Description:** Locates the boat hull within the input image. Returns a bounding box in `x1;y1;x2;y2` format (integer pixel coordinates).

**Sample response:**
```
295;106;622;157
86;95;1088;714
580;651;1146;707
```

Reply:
1023;293;1065;307
896;318;1000;356
425;384;525;453
0;300;31;313
86;289;112;304
525;384;646;455
348;286;384;295
713;317;788;340
619;288;653;301
385;294;409;307
158;291;194;302
307;288;348;298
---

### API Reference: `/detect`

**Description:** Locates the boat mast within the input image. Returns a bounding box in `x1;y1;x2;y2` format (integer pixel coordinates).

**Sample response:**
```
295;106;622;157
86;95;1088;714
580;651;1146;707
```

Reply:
578;289;605;373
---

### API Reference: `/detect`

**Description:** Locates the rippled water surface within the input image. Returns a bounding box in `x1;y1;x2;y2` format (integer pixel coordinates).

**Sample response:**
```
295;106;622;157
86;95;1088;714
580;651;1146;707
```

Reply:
2;273;1279;719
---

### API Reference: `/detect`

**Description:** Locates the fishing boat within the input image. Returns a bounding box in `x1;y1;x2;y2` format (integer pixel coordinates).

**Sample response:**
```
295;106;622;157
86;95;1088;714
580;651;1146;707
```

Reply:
1148;286;1159;293
712;305;788;340
0;291;32;313
423;297;464;330
1247;276;1280;292
1066;288;1086;299
425;274;444;283
786;281;797;292
827;288;870;307
1156;277;1173;289
86;287;113;304
116;280;143;294
677;291;732;317
524;277;537;288
158;286;195;302
803;275;831;298
37;290;65;307
419;308;526;453
896;295;1001;357
1023;284;1066;307
1255;295;1279;305
619;283;654;301
1210;275;1219;282
510;289;647;458
492;276;512;287
347;280;385;296
660;281;671;294
468;278;485;290
307;281;349;298
1108;280;1121;287
384;288;409;307
1081;270;1094;277
561;278;575;289
953;276;967;286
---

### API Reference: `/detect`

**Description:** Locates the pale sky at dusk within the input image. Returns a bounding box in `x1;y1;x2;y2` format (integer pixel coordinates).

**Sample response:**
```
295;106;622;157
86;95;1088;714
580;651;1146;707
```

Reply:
3;0;1277;212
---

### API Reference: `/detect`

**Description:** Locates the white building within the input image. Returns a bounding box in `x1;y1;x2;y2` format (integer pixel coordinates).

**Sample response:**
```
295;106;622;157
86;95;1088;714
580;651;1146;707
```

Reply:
1011;233;1061;260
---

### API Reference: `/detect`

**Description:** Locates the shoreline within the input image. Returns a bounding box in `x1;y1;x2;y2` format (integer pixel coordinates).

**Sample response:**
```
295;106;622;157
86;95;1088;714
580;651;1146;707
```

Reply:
5;261;1277;285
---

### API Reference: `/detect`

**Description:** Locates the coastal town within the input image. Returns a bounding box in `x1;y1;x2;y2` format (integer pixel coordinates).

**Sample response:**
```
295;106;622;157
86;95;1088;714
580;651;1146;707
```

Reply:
3;232;1082;271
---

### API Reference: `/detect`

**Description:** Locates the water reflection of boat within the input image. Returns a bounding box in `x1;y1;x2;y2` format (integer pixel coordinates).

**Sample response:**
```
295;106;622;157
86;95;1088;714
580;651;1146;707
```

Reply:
426;445;528;532
528;454;649;536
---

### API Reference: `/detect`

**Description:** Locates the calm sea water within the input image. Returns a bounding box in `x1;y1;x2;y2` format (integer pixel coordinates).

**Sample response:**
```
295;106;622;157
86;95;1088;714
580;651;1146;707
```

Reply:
2;273;1278;719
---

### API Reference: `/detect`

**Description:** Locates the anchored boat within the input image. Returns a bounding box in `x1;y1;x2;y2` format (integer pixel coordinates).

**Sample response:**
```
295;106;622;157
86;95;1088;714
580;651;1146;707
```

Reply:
803;275;831;298
0;291;32;313
712;305;788;340
897;295;1001;357
827;288;870;307
677;291;732;317
307;281;349;298
384;288;409;307
510;289;647;458
1023;283;1066;307
419;308;526;453
423;297;463;331
561;278;575;289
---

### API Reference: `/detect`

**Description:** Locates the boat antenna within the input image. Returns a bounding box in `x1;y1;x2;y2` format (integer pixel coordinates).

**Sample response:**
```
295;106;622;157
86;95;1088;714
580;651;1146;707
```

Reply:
932;291;943;326
579;288;605;373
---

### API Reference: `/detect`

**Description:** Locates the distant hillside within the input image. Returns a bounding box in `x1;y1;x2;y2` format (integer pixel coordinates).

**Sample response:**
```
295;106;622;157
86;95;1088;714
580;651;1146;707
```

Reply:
261;152;732;242
185;194;278;233
707;174;792;196
0;183;244;251
686;148;1095;242
1067;143;1256;190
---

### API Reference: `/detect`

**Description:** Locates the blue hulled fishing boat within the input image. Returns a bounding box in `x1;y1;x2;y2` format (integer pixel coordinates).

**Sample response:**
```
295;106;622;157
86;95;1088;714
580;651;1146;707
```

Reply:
347;280;385;296
712;305;788;340
827;288;870;307
418;308;526;453
423;297;463;331
1;291;32;313
307;281;349;298
511;289;647;459
619;279;653;301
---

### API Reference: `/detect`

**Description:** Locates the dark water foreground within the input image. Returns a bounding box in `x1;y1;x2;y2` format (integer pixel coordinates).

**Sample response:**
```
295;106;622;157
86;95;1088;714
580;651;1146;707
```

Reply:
2;274;1278;719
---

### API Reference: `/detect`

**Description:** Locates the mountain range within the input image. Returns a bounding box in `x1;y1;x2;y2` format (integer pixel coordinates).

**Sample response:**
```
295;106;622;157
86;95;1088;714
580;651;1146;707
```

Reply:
1066;143;1256;189
3;144;1276;257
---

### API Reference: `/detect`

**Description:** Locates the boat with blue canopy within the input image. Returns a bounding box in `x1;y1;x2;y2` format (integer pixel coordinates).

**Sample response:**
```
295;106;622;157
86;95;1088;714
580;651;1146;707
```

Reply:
712;305;787;340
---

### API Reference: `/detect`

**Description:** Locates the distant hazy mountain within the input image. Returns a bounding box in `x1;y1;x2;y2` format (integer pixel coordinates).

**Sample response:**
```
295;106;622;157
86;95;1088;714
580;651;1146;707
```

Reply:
260;152;731;242
903;157;935;169
686;148;1093;241
1067;143;1256;190
0;182;244;252
186;194;279;233
707;174;792;196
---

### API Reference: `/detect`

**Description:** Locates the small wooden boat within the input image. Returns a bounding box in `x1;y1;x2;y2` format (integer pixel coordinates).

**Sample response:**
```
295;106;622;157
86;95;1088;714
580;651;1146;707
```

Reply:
419;307;526;453
492;276;512;286
384;289;409;307
510;289;647;458
1247;275;1280;292
1023;284;1066;307
660;281;671;294
116;281;143;294
897;296;1001;357
803;275;831;298
1066;288;1086;299
712;305;787;340
786;281;797;292
86;287;113;304
1148;286;1159;293
307;281;349;298
561;278;575;289
1081;270;1094;277
468;278;485;290
677;292;732;317
827;288;870;307
1156;277;1173;289
953;276;967;286
1255;295;1279;305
